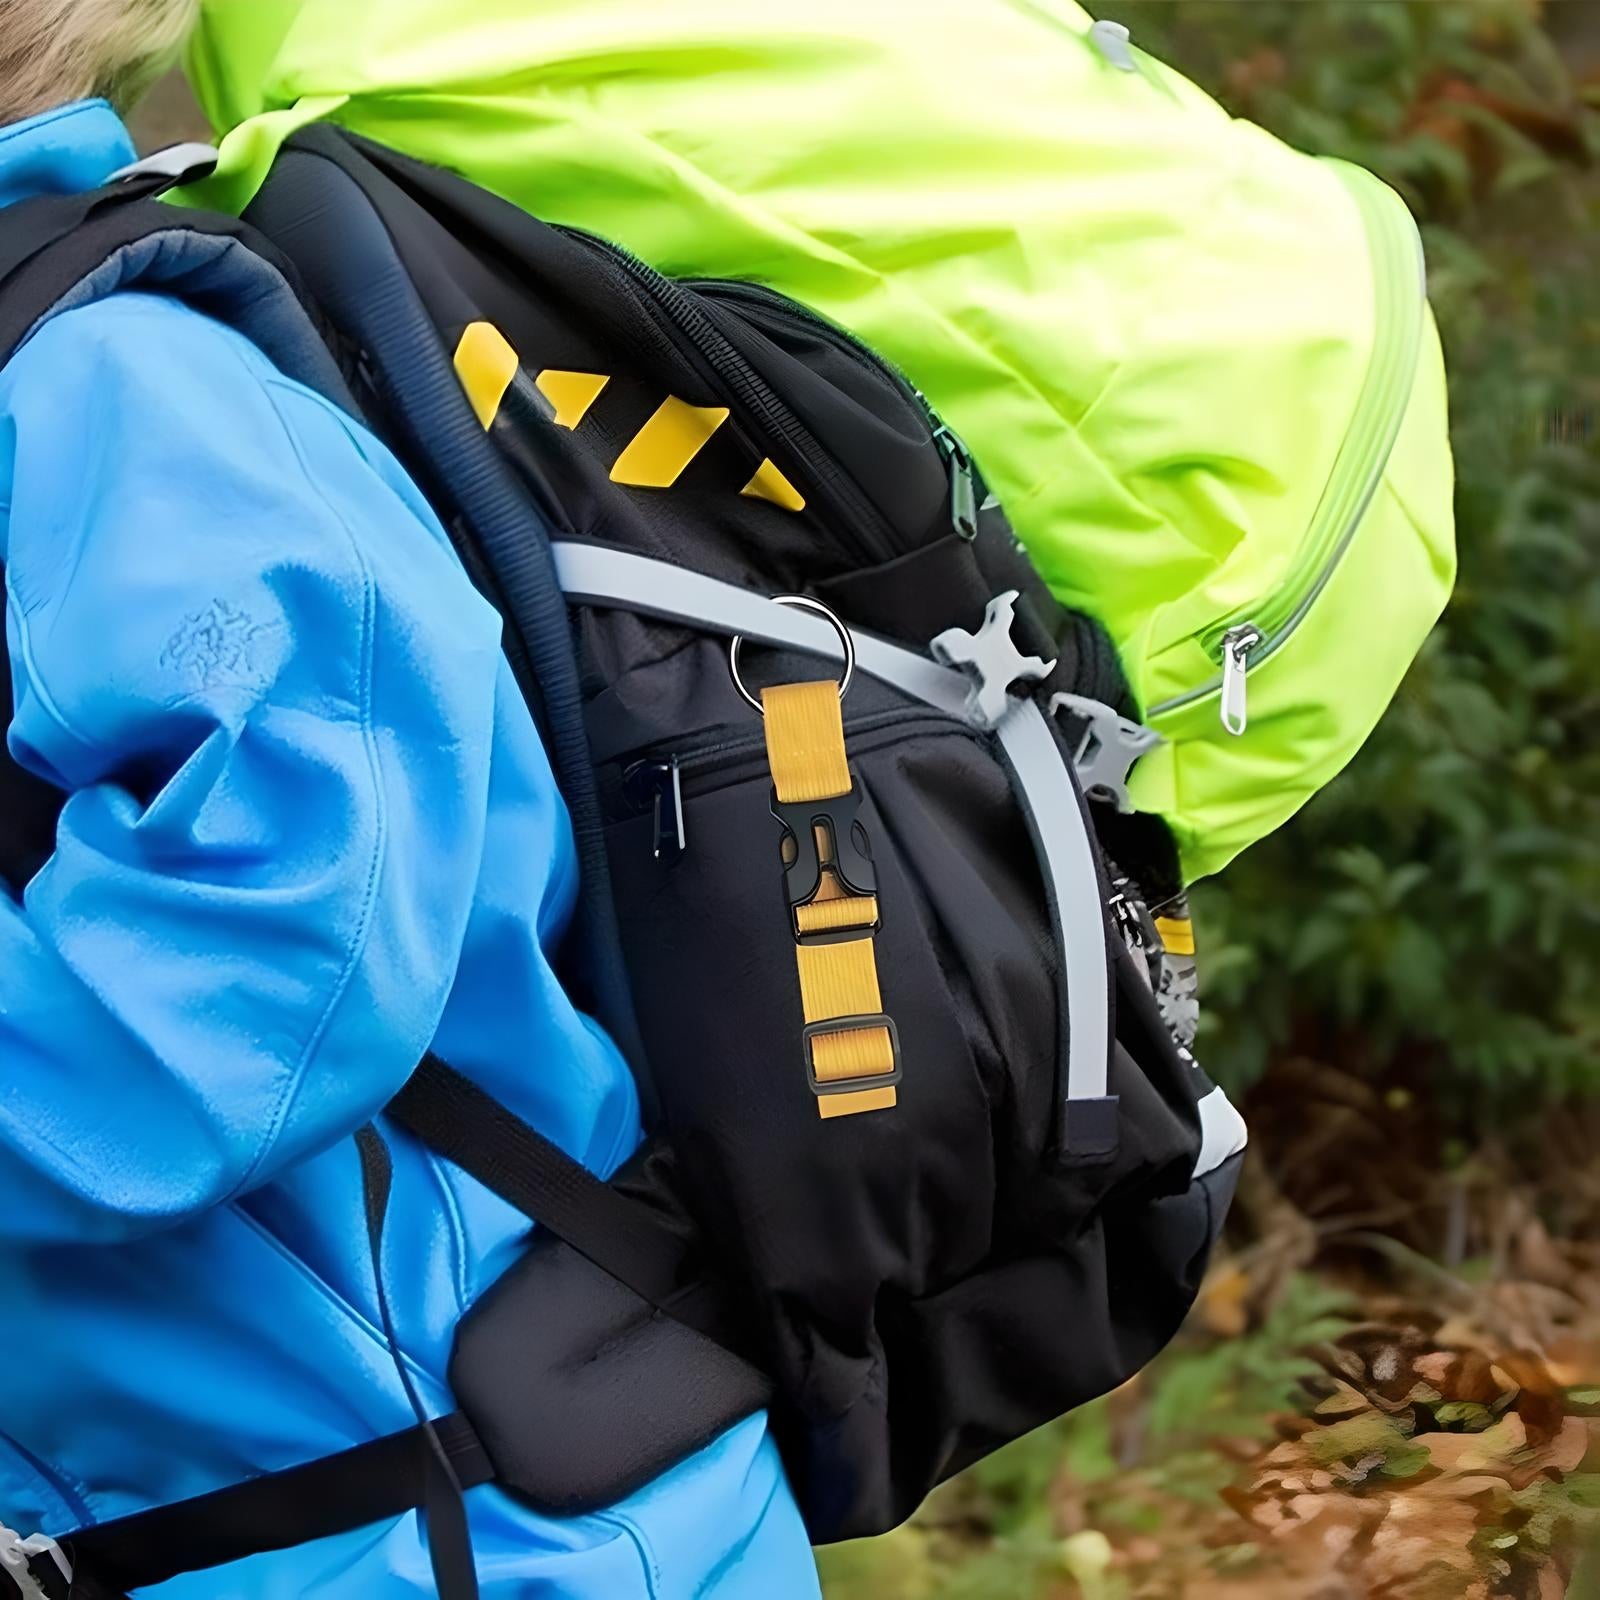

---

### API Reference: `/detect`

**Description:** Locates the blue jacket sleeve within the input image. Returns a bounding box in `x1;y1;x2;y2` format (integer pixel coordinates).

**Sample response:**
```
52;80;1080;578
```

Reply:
0;292;503;1244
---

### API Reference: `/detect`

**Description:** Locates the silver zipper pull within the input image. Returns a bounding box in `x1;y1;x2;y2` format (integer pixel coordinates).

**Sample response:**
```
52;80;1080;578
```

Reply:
1219;624;1261;737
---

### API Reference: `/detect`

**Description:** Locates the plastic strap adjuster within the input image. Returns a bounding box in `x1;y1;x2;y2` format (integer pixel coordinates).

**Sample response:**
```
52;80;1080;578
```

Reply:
803;1014;904;1096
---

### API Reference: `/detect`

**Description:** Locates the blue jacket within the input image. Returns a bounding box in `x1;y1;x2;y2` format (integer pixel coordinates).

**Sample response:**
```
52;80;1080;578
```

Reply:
0;101;817;1600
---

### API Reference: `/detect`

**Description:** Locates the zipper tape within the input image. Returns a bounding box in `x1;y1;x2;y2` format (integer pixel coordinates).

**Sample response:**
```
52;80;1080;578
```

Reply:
1150;162;1428;727
565;235;901;563
627;710;965;792
690;279;980;542
552;541;1113;1116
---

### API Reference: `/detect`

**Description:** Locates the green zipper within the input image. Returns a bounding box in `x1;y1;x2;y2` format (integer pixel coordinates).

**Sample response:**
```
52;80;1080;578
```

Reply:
1150;161;1428;735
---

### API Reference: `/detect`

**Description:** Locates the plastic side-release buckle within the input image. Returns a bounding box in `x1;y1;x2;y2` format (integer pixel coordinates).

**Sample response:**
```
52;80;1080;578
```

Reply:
1048;692;1163;813
0;1525;71;1600
771;785;879;944
930;591;1056;729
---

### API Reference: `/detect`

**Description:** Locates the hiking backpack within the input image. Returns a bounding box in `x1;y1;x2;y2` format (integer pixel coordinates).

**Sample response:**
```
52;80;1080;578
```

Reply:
0;132;1244;1600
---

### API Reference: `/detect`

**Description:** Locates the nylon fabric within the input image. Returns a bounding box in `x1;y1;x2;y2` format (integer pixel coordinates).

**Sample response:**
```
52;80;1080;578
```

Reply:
794;895;879;936
762;680;895;1117
548;542;1110;1109
762;681;852;803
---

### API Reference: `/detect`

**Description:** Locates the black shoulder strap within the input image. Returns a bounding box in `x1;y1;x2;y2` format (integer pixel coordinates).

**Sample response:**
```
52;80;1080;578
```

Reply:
0;172;351;400
0;180;200;361
0;170;165;287
250;128;655;1108
0;617;67;897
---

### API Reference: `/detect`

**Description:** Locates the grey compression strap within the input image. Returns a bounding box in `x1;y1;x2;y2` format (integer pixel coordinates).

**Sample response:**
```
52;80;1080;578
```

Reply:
558;543;971;717
551;541;1112;1113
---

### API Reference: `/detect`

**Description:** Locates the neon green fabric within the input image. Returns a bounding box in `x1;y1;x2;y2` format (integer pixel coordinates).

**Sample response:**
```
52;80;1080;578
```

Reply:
187;0;1455;880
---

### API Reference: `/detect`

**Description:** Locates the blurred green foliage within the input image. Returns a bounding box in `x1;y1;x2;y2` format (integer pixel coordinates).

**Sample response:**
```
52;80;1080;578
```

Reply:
1096;0;1600;1123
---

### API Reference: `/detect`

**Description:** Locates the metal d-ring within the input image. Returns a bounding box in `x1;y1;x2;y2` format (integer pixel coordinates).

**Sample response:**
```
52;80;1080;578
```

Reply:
729;595;856;715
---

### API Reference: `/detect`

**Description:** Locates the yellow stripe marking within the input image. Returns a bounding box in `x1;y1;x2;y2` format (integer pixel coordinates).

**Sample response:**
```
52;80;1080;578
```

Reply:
1155;916;1195;956
741;458;807;512
610;397;730;488
535;369;610;430
453;322;519;430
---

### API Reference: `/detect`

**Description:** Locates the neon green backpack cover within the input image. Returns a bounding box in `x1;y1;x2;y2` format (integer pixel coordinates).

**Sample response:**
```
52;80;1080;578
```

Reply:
188;0;1455;880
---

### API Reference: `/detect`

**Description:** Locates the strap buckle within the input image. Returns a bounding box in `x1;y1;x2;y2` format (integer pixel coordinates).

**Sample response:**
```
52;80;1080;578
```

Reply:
771;786;878;943
804;1014;904;1096
930;590;1056;729
0;1525;71;1600
1047;692;1163;813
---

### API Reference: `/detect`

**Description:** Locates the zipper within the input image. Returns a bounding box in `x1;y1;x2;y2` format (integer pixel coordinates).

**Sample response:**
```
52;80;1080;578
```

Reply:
688;278;982;542
622;709;968;796
1151;162;1428;734
614;710;973;840
558;231;901;564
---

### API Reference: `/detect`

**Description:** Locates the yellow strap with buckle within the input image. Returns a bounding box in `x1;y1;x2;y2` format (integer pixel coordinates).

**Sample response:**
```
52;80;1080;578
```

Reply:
762;680;898;1119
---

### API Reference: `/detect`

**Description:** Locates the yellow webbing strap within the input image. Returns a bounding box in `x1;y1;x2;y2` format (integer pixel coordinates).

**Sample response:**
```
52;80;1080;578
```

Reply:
762;680;897;1119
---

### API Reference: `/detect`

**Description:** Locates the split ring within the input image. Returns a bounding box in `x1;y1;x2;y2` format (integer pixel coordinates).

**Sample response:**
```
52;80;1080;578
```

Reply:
730;595;856;714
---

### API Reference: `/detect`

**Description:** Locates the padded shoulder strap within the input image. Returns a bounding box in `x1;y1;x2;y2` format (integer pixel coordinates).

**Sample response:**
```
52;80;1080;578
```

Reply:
0;181;353;407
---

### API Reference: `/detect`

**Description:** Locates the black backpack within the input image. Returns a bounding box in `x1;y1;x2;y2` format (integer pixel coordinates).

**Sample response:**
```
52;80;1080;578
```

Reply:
0;130;1245;1600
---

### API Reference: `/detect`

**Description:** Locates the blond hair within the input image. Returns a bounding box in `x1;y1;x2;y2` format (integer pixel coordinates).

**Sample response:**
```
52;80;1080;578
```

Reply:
0;0;198;127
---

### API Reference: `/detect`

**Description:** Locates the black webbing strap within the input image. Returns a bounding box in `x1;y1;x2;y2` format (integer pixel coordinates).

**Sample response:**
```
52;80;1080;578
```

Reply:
388;1057;708;1322
0;599;67;896
62;1413;493;1596
355;1125;480;1600
27;1556;68;1600
56;1124;503;1600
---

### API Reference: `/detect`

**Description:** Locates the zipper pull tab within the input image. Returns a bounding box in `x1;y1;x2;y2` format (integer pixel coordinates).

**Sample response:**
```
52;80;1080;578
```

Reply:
624;757;688;861
930;413;979;540
1219;624;1261;737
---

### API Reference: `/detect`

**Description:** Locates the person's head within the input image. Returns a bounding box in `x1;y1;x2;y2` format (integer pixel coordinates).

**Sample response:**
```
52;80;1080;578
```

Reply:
0;0;198;128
